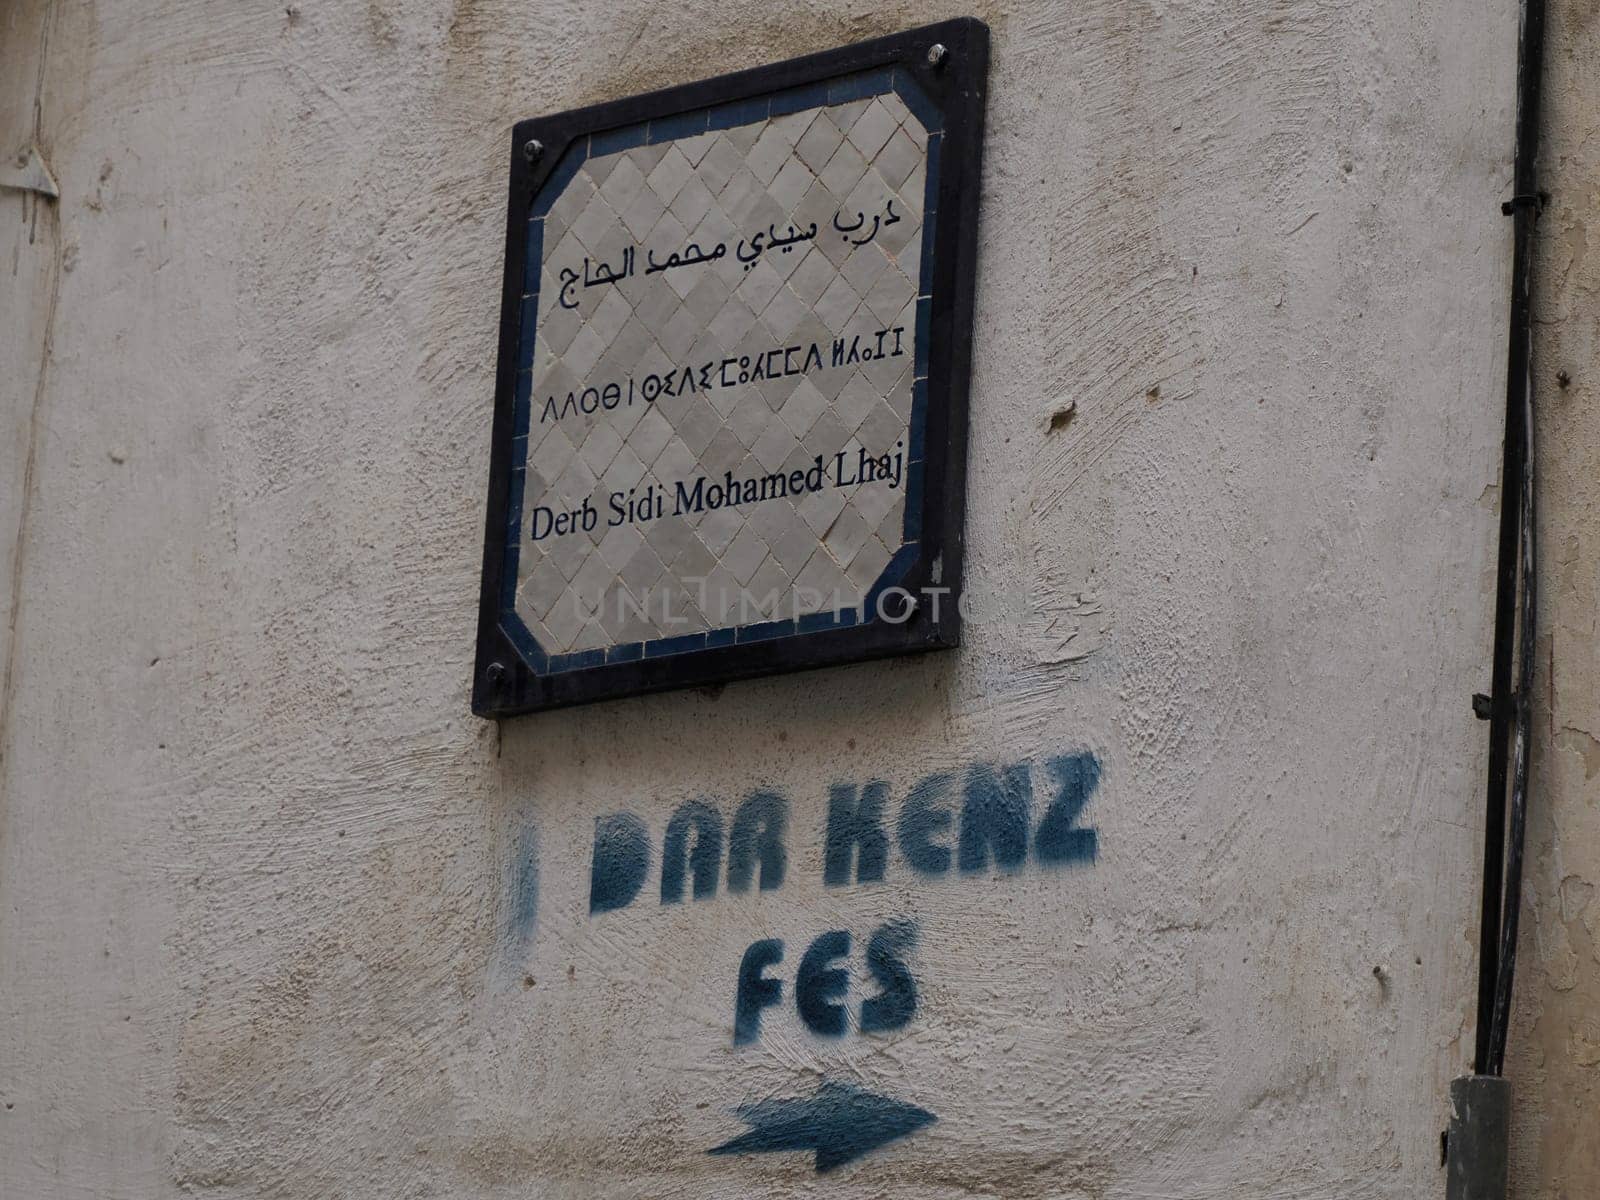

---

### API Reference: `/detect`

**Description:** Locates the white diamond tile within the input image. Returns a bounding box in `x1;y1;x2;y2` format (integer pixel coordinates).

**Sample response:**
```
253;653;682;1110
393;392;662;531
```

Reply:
721;121;764;153
537;303;582;356
722;525;769;584
675;394;722;456
745;556;791;612
600;443;649;498
736;257;784;313
814;274;862;334
864;261;913;325
858;398;905;451
874;126;921;191
652;437;699;484
629;142;671;174
716;166;764;225
597;155;647;216
751;416;798;473
630;407;674;464
646;145;695;207
669;173;716;232
517;92;930;654
726;395;771;448
684;271;734;324
598;519;645;573
767;157;814;214
778;376;829;437
548;170;597;226
675;130;716;166
831;374;878;434
876;93;912;126
769;108;812;143
620;542;667;597
760;281;810;341
796;482;847;535
846;539;891;593
697;135;744;193
562;322;608;379
708;293;757;346
794;547;849;608
829;98;872;134
673;534;718;580
818;138;869;199
795;112;844;174
840;241;892;296
746;124;791;185
697;505;744;558
896;160;927;223
541;590;590;647
619;184;666;241
770;521;819;576
587;287;634;345
691;566;737;624
854;477;901;530
875;496;905;545
862;343;912;393
846;98;899;161
521;555;568;620
786;245;837;305
657;304;702;360
581;154;619;188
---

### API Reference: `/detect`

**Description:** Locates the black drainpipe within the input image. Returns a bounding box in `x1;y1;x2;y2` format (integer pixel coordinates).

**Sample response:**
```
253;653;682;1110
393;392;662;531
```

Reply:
1446;0;1546;1196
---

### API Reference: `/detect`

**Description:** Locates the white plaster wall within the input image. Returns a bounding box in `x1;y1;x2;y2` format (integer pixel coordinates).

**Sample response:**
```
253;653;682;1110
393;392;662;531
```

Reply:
4;1;1587;1197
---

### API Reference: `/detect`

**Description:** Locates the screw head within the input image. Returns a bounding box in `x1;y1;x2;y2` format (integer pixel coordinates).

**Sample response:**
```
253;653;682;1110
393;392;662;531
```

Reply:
882;591;919;622
522;138;544;165
926;43;948;68
485;661;509;688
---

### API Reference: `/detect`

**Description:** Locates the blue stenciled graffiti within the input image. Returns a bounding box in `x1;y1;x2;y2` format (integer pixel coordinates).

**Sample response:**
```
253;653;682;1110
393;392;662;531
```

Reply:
709;1080;936;1173
823;780;890;885
860;920;918;1033
734;938;785;1046
1033;751;1101;864
796;930;852;1036
727;789;788;893
492;819;542;990
898;772;955;874
583;751;1101;1047
586;751;1101;912
958;760;1032;873
660;800;723;904
588;811;651;914
509;822;540;938
733;922;922;1044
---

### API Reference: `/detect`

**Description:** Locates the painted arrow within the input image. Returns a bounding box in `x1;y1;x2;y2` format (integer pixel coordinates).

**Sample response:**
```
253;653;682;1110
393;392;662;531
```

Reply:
708;1080;936;1173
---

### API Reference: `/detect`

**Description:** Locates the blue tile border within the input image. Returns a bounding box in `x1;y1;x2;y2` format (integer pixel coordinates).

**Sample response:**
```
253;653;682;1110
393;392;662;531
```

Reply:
531;147;584;218
891;67;943;134
606;640;645;664
648;108;709;144
706;94;770;133
769;79;831;118
589;123;650;160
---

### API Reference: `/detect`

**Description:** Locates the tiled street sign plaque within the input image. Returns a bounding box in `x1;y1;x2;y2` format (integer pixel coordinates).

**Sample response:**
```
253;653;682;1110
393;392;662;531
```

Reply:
474;20;988;716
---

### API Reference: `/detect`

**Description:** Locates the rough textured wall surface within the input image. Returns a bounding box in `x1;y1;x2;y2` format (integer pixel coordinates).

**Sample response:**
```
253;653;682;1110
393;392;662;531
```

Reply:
1511;2;1600;1196
3;0;1582;1197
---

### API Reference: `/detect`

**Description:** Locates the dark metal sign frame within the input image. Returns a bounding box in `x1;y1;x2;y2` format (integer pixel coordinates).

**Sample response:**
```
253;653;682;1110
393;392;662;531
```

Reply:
473;18;988;717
